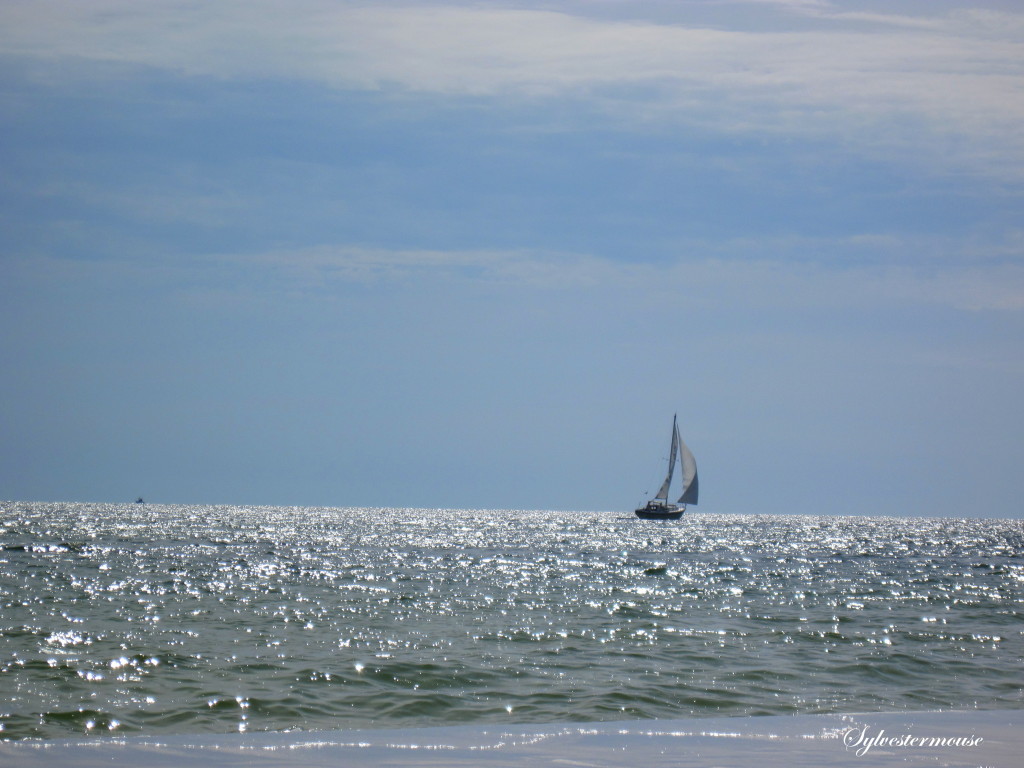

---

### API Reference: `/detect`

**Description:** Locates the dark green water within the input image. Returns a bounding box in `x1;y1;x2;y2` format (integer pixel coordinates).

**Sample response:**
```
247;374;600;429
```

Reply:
1;502;1021;740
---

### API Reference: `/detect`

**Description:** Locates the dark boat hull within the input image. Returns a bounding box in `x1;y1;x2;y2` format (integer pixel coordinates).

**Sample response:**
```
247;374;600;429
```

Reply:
635;504;685;520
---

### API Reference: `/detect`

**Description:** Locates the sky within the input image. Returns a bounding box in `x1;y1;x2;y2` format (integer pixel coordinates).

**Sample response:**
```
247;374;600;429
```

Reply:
1;0;1022;517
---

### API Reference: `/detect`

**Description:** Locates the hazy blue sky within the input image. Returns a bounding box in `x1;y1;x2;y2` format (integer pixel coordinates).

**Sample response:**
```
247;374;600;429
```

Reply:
2;0;1022;517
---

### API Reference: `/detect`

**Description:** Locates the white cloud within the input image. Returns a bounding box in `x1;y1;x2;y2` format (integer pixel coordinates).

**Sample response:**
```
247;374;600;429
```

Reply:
2;1;1022;177
191;237;1024;314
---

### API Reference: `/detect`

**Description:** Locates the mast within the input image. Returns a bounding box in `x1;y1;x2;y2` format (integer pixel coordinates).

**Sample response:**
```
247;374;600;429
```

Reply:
654;414;679;503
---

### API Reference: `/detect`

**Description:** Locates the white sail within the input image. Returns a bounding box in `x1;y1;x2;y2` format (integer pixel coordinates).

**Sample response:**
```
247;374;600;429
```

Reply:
654;415;679;502
676;424;699;506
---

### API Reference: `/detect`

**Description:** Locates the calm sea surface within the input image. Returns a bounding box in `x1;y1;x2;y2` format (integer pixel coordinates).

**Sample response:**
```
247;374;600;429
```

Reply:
1;502;1021;740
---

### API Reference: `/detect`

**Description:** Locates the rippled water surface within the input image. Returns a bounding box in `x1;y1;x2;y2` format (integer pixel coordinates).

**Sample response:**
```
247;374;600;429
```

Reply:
1;503;1021;740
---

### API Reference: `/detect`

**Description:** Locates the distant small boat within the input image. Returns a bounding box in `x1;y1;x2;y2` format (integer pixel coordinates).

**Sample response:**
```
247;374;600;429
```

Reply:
635;414;698;520
135;497;145;504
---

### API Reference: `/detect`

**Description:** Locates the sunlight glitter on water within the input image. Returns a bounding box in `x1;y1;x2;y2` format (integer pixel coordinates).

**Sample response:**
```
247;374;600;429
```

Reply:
0;503;1021;739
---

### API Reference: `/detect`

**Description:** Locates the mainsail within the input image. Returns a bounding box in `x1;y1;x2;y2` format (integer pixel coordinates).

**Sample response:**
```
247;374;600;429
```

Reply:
653;416;679;502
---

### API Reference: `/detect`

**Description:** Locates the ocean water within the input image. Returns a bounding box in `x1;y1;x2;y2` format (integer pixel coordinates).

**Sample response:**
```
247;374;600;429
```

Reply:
1;502;1021;741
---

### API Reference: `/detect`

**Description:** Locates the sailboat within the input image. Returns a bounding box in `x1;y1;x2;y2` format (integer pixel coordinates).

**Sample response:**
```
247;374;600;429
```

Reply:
635;414;698;520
